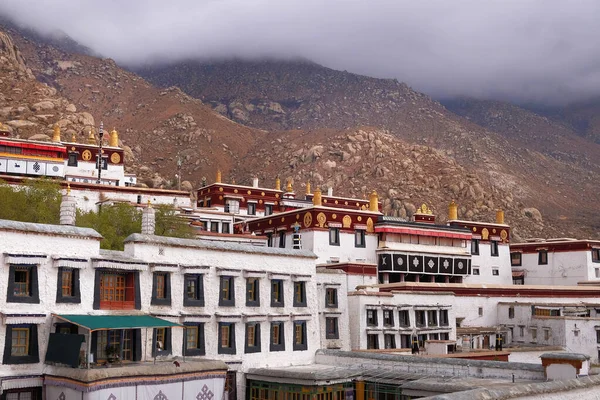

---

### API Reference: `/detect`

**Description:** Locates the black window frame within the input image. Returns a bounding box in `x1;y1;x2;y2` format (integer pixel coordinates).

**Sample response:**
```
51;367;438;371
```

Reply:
367;334;379;350
7;264;40;304
183;322;205;356
325;317;339;339
271;279;284;307
492;268;500;276
244;322;261;354
183;274;204;307
219;276;235;307
440;309;449;326
278;231;286;248
247;202;257;216
2;324;39;364
366;309;378;326
471;239;480;255
383;310;394;327
293;281;307;307
593;248;600;263
384;334;396;349
266;233;273;247
292;321;308;351
151;272;171;306
210;221;219;233
218;322;236;355
270;322;285;352
325;288;338;308
329;227;340;246
55;322;79;335
67;152;78;167
56;267;81;304
92;269;141;310
265;204;273;216
398;310;410;327
415;310;426;327
222;222;230;234
509;306;515;319
354;229;366;248
538;250;548;265
511;252;522;266
152;327;172;357
491;240;499;257
246;277;260;306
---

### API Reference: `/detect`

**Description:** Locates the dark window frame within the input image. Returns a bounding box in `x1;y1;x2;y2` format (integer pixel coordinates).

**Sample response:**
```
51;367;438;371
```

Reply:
293;281;307;307
329;227;340;246
218;322;236;355
271;279;284;307
93;269;141;310
2;324;39;364
56;267;81;304
366;309;378;326
355;229;366;248
383;309;394;327
491;240;499;257
398;310;410;327
292;321;308;351
222;222;230;234
151;272;171;306
440;309;449;326
270;322;285;352
278;231;286;248
325;317;339;339
511;252;522;266
265;204;273;216
325;288;338;308
183;274;204;307
67;152;78;167
415;310;426;327
538;250;548;265
244;322;261;354
247;202;257;216
7;264;40;304
593;248;600;263
384;334;396;349
246;277;260;306
471;239;480;255
367;334;379;350
183;322;205;356
219;276;235;307
152;327;172;357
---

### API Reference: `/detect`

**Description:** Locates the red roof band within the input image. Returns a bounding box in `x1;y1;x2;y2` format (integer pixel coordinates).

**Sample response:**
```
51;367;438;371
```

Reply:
375;226;472;240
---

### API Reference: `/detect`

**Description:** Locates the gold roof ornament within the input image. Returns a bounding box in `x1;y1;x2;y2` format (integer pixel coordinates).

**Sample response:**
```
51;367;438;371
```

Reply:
496;209;505;224
215;169;222;183
448;200;458;220
305;181;311;195
66;183;71;195
87;129;96;145
416;203;433;215
286;179;293;193
275;176;281;191
369;190;379;212
313;187;322;206
71;131;77;143
109;128;119;147
52;123;61;142
147;199;152;208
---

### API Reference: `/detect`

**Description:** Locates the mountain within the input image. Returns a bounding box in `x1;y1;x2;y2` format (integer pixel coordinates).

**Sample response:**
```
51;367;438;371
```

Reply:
0;24;599;240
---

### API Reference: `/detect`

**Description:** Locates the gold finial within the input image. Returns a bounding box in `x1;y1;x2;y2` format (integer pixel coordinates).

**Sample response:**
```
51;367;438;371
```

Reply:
369;190;379;212
71;131;77;143
496;209;505;224
147;199;152;208
306;181;311;195
286;179;293;193
216;170;222;183
417;203;432;215
52;123;61;142
231;177;236;184
448;200;458;220
275;176;281;191
66;183;71;195
87;128;96;145
109;127;119;147
313;187;322;206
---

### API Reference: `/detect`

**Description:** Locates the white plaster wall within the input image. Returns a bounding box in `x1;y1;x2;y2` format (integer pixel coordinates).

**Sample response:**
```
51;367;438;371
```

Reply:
316;271;350;351
69;187;191;213
517;387;600;400
519;250;592;286
299;230;377;265
346;273;378;291
65;160;124;182
465;242;512;285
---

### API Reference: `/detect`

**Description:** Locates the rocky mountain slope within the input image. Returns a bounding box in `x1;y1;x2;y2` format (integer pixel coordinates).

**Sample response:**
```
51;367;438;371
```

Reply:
1;25;599;240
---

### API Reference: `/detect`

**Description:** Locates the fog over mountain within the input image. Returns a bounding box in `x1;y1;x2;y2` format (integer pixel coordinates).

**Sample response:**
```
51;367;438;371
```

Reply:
1;0;600;106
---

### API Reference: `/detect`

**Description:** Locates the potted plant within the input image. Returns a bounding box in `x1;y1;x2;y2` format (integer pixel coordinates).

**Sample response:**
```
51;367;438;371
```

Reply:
106;345;120;363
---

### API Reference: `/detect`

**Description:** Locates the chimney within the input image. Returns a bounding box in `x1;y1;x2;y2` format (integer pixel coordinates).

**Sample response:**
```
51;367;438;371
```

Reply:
496;209;505;224
313;188;322;206
141;201;156;235
448;201;458;221
60;184;76;225
252;177;259;188
327;187;333;196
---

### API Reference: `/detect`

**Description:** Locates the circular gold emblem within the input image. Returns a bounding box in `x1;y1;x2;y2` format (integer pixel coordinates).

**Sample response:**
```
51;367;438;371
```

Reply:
332;214;337;219
317;212;327;227
281;217;285;222
234;189;238;193
357;216;362;222
219;187;223;192
110;152;121;164
296;214;300;220
261;192;265;196
275;193;280;198
335;200;339;204
247;190;252;195
304;212;313;228
345;201;348;205
500;230;508;241
82;150;92;161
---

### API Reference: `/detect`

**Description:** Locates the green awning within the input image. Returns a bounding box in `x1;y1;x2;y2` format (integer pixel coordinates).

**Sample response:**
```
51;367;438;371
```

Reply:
54;314;182;331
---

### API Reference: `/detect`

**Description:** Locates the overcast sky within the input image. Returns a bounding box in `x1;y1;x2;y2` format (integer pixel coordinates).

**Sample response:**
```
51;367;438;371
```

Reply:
1;0;599;105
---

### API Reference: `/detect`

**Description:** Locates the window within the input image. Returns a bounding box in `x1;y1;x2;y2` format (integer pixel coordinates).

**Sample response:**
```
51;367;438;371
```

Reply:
399;310;410;327
415;310;425;327
593;249;600;263
183;274;204;307
222;222;230;234
56;267;80;304
491;241;499;257
531;328;537;341
293;282;306;307
538;250;548;265
329;228;340;246
325;317;339;339
509;306;515;319
293;321;308;351
511;252;522;266
270;322;285;351
366;309;378;326
544;329;550;341
7;265;39;304
218;323;236;354
247;202;256;216
492;268;499;276
265;204;273;216
400;334;411;349
68;152;78;166
427;310;438;327
471;239;480;255
384;334;396;349
225;200;239;214
266;233;273;247
93;329;138;362
325;288;338;308
152;328;171;356
596;330;600;344
210;221;219;233
278;231;286;248
3;388;42;399
355;230;366;248
472;267;480;275
519;326;524;337
151;272;171;306
183;323;205;356
95;271;138;310
245;323;261;353
478;307;483;316
246;278;260;306
367;334;379;350
383;310;394;327
271;279;284;307
440;310;449;326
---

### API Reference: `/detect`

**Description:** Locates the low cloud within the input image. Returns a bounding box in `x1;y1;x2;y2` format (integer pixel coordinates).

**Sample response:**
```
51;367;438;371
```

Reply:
2;0;600;105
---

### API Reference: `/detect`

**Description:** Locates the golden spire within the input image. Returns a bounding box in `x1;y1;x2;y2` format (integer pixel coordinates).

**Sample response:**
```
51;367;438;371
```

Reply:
66;183;71;195
369;190;379;212
496;209;505;224
87;128;96;145
306;181;311;195
448;200;458;220
275;176;281;191
216;169;222;183
147;199;152;208
52;123;61;142
286;179;293;193
71;131;77;143
109;128;119;147
313;187;322;206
